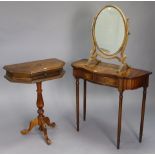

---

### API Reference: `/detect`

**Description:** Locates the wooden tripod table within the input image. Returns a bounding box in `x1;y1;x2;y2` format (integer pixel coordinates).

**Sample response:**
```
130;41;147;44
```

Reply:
3;58;65;145
72;59;152;149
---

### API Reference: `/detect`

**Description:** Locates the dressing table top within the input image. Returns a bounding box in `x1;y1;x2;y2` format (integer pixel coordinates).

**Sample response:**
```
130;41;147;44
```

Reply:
72;59;151;79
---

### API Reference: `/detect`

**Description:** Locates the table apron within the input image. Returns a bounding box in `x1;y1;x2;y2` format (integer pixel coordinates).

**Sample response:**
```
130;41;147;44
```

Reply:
73;69;149;90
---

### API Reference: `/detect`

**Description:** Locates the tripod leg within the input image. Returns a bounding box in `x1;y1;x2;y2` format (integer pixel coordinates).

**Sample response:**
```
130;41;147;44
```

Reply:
21;118;38;135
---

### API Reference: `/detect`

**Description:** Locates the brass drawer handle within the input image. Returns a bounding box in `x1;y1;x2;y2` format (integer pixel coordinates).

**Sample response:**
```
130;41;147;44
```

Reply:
44;73;48;77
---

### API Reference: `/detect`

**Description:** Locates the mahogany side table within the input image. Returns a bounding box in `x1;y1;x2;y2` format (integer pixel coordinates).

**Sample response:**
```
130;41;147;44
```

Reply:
72;59;152;149
3;58;65;145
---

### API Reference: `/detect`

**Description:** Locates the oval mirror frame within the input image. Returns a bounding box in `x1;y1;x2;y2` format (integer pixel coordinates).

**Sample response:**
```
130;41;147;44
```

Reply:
91;5;129;60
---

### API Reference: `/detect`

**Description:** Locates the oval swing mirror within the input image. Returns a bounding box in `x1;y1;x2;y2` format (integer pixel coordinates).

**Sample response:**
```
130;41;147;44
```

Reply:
94;6;126;55
89;5;129;71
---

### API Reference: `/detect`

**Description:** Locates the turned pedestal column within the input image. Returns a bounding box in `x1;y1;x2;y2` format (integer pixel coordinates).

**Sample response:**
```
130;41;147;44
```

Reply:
21;82;56;145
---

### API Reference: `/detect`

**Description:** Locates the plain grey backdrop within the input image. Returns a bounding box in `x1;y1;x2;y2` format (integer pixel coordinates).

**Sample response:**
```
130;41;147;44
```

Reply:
0;1;155;153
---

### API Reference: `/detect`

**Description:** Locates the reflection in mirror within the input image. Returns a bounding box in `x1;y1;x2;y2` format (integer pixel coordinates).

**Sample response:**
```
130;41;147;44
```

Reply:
95;6;125;55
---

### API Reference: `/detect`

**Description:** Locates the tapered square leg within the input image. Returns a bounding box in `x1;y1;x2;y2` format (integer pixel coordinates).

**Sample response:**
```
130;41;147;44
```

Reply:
83;80;87;121
76;78;79;131
139;87;147;143
117;90;123;149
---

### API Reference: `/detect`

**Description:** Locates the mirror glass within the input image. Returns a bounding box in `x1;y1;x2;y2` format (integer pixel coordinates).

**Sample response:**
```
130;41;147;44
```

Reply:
95;6;125;55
